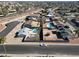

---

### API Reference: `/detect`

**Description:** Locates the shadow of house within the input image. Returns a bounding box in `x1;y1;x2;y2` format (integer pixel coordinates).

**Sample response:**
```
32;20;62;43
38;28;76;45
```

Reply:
52;31;57;34
55;32;62;39
21;23;32;29
22;39;69;43
22;35;39;42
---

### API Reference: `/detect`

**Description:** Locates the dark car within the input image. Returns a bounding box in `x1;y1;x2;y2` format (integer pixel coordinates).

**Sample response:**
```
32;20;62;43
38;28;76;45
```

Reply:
71;19;76;23
71;19;79;27
75;21;79;27
64;25;70;28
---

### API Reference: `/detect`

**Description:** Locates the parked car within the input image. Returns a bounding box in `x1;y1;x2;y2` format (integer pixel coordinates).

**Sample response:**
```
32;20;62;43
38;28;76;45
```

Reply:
64;25;70;28
71;19;79;27
71;19;76;23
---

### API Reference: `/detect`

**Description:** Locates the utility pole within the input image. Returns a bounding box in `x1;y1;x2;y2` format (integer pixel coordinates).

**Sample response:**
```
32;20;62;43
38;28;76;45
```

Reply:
39;14;43;41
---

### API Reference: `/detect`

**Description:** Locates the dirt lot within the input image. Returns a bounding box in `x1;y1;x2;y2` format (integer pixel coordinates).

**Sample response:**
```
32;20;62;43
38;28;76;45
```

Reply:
0;23;6;32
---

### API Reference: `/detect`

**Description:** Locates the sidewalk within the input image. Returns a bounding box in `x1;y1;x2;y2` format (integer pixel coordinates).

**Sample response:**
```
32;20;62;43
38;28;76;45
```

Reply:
4;41;79;45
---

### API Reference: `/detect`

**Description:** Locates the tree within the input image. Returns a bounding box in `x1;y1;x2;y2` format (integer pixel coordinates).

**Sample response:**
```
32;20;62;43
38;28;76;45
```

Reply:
22;4;28;12
0;9;3;15
0;36;5;44
74;29;79;37
0;4;3;15
2;5;9;16
15;5;20;13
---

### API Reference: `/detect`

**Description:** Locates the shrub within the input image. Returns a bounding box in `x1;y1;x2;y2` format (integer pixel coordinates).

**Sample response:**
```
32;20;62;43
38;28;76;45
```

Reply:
0;37;5;44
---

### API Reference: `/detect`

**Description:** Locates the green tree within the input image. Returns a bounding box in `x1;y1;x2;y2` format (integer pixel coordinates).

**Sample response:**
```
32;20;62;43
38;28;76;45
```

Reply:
0;36;5;44
15;5;20;13
0;4;3;15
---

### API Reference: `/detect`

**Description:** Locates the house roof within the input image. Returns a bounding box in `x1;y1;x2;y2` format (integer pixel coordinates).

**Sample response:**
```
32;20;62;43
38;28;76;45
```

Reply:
18;27;31;36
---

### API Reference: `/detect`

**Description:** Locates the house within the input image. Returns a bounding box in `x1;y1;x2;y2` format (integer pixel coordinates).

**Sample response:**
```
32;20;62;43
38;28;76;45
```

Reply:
15;27;39;38
16;27;31;37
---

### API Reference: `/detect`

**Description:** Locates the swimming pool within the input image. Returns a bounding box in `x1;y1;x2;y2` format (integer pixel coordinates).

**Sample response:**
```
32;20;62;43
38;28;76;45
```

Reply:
32;28;39;33
47;22;55;29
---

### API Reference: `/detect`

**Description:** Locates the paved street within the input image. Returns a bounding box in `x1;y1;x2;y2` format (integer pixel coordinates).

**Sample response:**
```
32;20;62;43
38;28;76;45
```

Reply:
0;45;79;56
0;21;20;36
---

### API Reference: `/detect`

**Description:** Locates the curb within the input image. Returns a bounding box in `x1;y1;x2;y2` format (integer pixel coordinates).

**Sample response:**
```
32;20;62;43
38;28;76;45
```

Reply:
3;42;79;46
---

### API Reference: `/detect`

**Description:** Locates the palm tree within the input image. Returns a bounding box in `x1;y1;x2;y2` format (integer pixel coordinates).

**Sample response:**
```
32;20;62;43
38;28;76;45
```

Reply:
74;29;79;37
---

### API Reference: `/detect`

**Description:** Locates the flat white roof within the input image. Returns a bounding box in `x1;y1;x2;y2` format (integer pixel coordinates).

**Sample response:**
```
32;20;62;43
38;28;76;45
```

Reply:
18;27;31;36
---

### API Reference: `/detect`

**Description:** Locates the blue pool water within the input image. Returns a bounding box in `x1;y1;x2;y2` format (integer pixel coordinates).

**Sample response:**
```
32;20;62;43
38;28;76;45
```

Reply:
47;22;55;29
32;28;39;33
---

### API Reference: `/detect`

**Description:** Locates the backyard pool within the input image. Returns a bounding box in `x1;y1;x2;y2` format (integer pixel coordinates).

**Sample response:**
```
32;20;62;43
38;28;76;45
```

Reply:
47;22;55;29
32;28;40;33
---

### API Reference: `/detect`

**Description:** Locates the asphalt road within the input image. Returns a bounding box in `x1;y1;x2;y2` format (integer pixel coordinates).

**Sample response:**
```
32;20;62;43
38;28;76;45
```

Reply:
0;45;79;56
0;21;19;37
